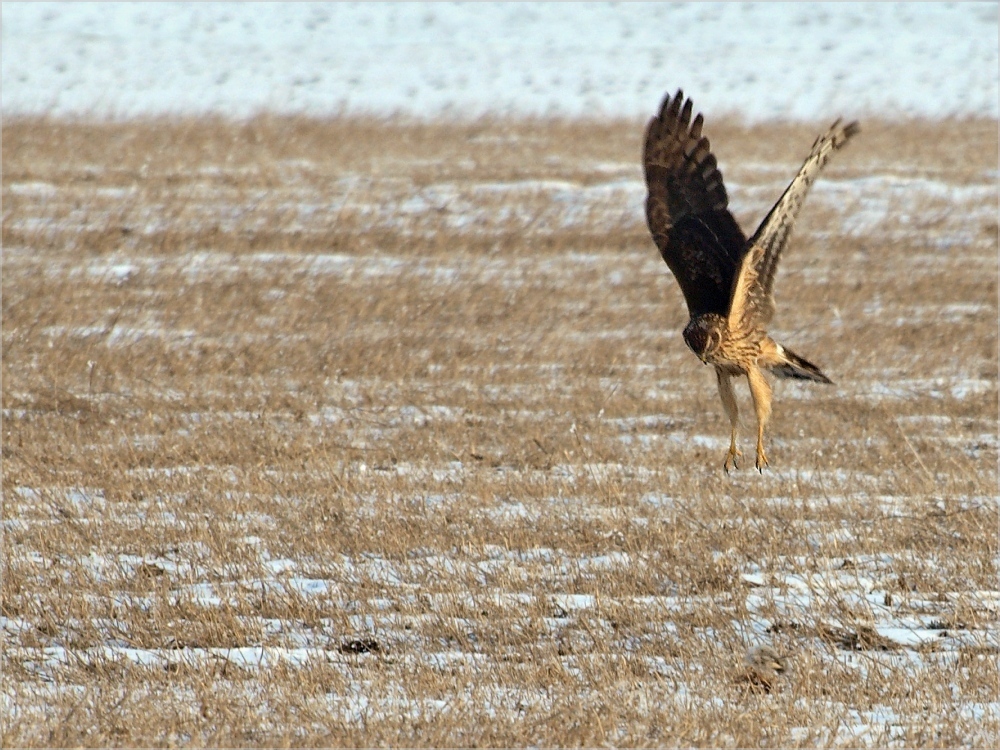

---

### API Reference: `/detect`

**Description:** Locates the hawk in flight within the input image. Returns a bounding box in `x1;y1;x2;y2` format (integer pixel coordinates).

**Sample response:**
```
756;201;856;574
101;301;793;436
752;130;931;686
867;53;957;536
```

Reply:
643;90;859;471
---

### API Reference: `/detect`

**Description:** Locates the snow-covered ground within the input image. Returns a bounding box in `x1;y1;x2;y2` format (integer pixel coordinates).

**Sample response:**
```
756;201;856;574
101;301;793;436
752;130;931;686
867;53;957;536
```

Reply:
4;5;997;743
4;157;998;743
3;2;997;121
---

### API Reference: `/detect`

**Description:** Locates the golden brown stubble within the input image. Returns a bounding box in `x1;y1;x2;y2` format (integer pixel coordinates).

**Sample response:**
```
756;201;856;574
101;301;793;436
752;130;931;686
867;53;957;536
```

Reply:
2;113;997;747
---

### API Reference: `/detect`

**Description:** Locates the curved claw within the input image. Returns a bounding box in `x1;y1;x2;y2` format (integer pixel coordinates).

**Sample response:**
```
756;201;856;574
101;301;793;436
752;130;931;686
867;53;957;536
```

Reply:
724;445;743;474
755;448;769;473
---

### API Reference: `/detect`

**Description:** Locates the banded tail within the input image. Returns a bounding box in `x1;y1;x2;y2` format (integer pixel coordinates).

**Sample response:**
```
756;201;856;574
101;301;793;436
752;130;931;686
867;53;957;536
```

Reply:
771;344;833;384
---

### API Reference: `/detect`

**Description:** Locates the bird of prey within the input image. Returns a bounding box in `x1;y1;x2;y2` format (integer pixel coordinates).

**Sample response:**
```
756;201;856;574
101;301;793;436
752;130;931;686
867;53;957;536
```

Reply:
643;89;859;471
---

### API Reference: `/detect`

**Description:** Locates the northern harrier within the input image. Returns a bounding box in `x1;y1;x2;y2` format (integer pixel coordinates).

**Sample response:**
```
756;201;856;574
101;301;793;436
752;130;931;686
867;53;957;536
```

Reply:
643;90;859;471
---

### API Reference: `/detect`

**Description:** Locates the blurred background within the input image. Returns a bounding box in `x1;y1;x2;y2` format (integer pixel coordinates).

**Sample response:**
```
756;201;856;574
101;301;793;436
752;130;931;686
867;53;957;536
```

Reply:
3;1;997;122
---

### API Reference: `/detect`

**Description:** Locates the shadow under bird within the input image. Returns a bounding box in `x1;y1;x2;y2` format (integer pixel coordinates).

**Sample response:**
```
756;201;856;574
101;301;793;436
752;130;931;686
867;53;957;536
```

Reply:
643;89;859;471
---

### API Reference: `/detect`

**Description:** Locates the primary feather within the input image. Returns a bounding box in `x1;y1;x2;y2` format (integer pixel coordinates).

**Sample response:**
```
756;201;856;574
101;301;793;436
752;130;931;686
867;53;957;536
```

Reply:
729;119;860;332
643;89;747;319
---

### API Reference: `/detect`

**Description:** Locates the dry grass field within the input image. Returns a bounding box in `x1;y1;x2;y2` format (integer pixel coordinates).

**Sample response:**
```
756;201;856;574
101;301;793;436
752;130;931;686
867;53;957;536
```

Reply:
2;113;997;746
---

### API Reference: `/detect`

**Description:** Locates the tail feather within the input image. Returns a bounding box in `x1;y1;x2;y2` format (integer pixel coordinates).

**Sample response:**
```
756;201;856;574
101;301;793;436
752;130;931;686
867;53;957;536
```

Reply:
771;345;833;384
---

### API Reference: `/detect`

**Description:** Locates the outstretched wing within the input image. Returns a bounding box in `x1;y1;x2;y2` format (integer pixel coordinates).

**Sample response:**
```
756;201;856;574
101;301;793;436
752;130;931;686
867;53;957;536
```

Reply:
644;89;748;319
729;119;860;332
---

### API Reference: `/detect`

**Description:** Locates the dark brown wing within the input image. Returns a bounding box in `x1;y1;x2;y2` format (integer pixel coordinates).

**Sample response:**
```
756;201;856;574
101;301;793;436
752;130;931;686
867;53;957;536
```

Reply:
644;89;747;319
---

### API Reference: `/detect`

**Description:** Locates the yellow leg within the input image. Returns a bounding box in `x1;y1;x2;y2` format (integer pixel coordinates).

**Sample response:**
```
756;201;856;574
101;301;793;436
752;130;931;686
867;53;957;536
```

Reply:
746;365;772;472
716;368;742;472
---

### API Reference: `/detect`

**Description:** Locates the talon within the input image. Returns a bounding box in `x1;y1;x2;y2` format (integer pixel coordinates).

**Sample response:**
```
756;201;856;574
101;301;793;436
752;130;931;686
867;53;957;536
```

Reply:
724;446;743;473
755;450;768;472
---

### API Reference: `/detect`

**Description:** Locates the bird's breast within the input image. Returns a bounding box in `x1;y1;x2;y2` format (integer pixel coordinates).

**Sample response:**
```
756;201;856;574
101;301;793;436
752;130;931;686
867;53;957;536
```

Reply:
714;334;762;370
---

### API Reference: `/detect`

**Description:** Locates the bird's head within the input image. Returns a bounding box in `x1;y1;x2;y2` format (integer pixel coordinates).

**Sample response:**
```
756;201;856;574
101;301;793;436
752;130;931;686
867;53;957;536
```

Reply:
682;315;725;363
